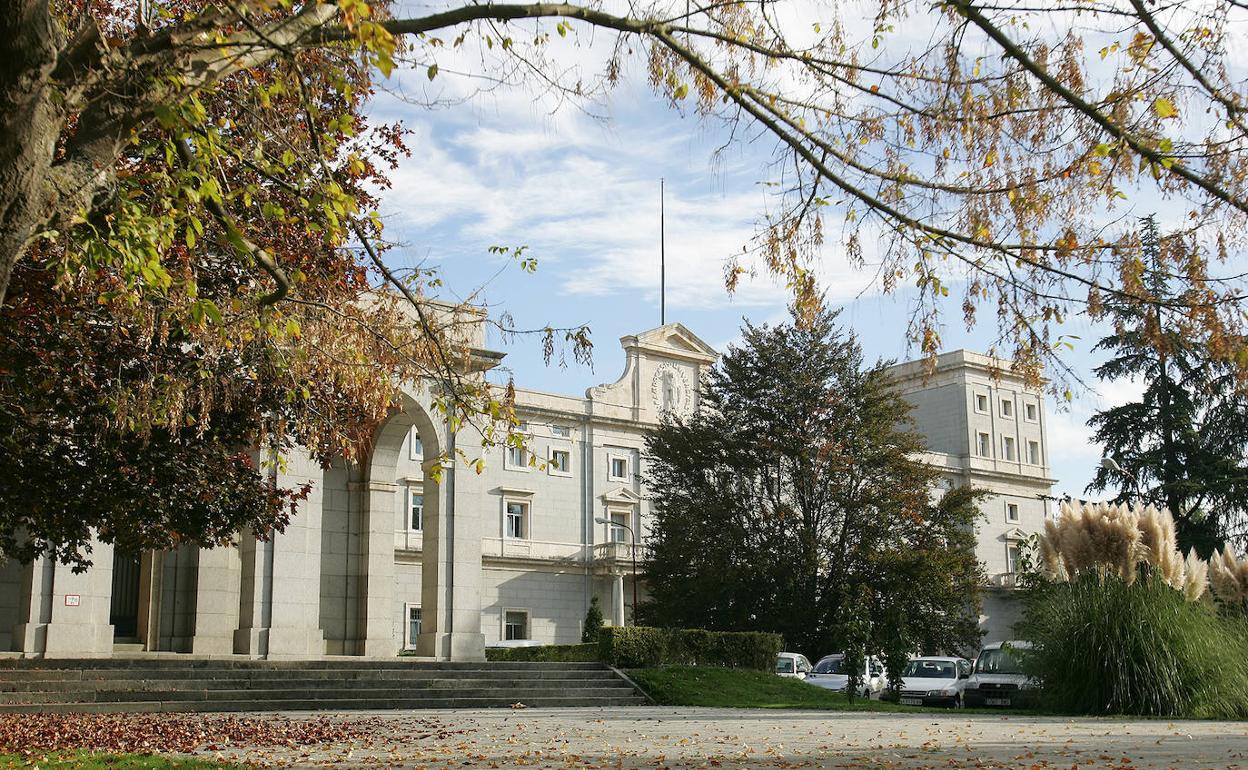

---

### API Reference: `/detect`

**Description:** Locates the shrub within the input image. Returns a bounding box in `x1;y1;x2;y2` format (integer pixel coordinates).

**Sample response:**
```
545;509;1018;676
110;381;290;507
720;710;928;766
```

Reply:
582;596;605;643
1018;570;1248;718
484;643;598;662
598;626;782;670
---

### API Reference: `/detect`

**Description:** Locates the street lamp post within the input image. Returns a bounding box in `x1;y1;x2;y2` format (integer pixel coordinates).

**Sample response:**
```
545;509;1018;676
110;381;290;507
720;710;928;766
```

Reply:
594;516;638;625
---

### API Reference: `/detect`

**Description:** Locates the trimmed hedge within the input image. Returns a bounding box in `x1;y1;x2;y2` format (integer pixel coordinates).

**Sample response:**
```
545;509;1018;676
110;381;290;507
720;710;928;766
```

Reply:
598;626;782;670
484;643;598;662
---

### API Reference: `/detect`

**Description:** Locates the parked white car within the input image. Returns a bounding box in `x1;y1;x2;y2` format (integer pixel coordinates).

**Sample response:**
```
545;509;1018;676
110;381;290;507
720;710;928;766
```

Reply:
805;653;886;698
775;652;813;679
887;656;972;707
963;641;1036;708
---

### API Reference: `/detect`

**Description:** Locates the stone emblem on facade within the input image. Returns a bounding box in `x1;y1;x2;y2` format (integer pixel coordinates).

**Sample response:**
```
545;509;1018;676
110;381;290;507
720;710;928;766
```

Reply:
650;362;692;416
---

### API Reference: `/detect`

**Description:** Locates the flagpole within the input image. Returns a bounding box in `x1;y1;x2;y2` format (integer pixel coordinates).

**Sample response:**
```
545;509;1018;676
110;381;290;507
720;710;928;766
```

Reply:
660;178;666;326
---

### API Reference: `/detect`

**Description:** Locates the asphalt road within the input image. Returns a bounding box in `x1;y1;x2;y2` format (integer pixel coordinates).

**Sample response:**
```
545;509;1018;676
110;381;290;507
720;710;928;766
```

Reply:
196;706;1248;769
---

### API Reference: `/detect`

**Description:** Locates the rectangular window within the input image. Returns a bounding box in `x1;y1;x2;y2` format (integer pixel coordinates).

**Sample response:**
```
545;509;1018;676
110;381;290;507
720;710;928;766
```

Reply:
609;456;629;481
1001;398;1014;418
409;429;423;461
1028;440;1041;465
977;432;991;457
505;501;528;539
551;425;571;438
504;610;528;641
408;489;424;531
549;448;571;475
405;605;422;649
974;393;989;414
609;511;630;543
1006;502;1019;522
1006;544;1022;574
504;445;528;471
1025;402;1038;422
1002;436;1016;461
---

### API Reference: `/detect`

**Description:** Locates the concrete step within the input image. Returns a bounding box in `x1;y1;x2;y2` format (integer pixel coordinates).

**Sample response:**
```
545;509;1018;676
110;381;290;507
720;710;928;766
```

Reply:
0;669;621;684
0;660;647;713
0;694;649;714
0;676;630;693
0;659;609;671
0;685;638;705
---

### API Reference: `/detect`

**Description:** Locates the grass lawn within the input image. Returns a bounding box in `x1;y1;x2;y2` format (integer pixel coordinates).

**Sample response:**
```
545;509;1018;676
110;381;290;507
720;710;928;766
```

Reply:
627;666;927;711
0;753;248;769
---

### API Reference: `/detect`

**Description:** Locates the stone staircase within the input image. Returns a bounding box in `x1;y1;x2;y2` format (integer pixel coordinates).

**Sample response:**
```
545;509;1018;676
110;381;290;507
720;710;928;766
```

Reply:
0;659;650;713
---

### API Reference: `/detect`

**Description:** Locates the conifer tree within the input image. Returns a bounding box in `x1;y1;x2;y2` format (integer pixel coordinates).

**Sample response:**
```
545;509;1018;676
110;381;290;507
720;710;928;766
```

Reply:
1087;216;1248;556
642;309;984;657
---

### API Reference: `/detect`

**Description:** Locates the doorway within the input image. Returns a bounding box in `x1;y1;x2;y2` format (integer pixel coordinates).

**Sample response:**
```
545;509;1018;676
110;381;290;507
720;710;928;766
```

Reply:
110;551;141;639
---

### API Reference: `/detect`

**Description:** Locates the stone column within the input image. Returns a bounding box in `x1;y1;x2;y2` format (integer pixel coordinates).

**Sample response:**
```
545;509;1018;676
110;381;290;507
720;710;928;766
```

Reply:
237;448;326;659
136;551;163;651
612;572;625;627
360;480;397;657
43;539;115;657
417;455;486;660
11;557;52;655
191;545;241;654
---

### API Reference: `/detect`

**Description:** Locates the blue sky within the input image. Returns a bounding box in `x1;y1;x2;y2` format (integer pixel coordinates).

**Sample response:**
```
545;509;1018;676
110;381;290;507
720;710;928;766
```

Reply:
365;19;1154;500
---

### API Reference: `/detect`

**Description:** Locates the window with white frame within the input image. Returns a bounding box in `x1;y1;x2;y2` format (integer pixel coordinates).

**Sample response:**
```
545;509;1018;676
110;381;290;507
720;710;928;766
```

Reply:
974;393;989;414
1001;398;1014;418
977;432;992;457
504;444;528;471
609;511;631;543
1025;402;1038;422
1002;435;1017;461
550;424;571;438
409;428;423;460
1028;440;1041;465
404;604;422;649
505;501;529;539
1006;543;1022;574
609;455;630;481
548;447;572;476
504;610;529;640
1006;502;1019;522
407;487;424;531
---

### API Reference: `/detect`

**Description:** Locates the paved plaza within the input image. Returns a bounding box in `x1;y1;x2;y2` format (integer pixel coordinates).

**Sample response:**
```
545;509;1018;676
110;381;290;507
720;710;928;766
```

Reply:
196;707;1248;769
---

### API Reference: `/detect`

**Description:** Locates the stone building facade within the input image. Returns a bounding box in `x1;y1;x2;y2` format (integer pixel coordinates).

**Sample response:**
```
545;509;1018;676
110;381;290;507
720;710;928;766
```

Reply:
0;321;1054;659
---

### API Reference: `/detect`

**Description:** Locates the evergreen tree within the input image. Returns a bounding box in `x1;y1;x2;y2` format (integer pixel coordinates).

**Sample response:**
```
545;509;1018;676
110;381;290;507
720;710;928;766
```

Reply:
641;309;985;658
582;596;605;643
1087;216;1248;556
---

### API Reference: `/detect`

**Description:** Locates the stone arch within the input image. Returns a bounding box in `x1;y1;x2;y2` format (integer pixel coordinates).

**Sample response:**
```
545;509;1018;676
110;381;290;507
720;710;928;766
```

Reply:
355;386;446;657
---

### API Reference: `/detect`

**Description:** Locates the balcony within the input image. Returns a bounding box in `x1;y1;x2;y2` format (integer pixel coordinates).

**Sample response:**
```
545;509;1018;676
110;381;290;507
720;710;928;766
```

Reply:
481;537;584;564
989;571;1019;588
592;541;647;571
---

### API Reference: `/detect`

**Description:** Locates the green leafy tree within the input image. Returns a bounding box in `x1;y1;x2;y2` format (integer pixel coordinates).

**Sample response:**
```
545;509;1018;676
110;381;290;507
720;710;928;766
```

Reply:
582;596;605;643
1088;216;1248;556
642;309;985;660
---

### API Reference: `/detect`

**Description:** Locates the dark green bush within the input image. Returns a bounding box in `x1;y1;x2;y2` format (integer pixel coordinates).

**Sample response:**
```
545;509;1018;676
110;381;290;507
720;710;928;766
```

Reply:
582;596;605;643
484;643;598;662
1018;571;1248;718
598;626;781;670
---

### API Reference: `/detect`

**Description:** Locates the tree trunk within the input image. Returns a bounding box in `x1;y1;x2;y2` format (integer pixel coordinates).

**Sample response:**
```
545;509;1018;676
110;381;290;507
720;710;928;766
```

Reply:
0;0;66;305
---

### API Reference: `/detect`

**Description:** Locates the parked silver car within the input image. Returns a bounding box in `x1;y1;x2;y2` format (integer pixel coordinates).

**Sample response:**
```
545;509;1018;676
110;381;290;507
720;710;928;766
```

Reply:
887;656;972;707
805;653;886;698
963;641;1036;708
775;652;813;679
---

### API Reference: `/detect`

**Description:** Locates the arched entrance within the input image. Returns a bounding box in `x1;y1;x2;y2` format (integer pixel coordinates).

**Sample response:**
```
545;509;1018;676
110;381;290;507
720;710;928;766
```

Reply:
364;388;485;660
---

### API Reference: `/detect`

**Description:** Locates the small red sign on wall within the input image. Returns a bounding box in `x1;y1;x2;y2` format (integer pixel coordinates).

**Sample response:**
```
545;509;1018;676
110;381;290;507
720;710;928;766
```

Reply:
63;594;80;606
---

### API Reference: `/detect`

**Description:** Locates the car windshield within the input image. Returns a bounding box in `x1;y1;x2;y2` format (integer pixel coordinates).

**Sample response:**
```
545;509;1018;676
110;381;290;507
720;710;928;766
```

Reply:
776;657;795;674
814;656;849;674
903;660;956;678
975;648;1024;674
